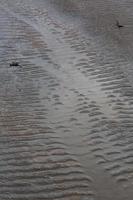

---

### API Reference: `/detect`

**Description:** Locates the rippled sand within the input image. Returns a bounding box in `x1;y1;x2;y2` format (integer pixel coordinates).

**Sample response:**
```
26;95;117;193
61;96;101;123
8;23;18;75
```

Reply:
0;0;133;200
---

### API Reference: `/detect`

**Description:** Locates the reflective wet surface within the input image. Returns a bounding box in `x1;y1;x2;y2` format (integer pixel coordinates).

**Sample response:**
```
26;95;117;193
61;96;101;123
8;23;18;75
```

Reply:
0;0;133;199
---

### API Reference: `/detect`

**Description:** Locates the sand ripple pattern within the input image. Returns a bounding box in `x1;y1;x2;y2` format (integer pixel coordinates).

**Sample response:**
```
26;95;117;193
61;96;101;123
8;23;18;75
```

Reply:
0;0;133;199
0;6;94;200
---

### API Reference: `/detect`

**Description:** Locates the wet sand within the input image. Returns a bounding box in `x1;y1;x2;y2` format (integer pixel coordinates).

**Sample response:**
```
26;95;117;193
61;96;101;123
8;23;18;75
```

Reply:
0;0;133;199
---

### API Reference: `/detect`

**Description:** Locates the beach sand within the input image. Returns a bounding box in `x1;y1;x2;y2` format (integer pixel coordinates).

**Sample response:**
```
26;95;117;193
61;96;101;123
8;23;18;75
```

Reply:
0;0;133;199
